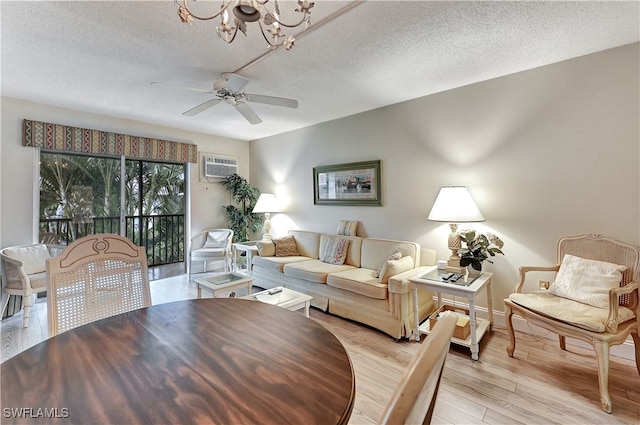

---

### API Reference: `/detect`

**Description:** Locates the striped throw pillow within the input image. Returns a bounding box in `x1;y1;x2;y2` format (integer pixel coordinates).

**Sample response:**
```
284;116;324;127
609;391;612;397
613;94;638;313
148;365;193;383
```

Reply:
320;238;350;265
336;220;358;236
273;236;300;257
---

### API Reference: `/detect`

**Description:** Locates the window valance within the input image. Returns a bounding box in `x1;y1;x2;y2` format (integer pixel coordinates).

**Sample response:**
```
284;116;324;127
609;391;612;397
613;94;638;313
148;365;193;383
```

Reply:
22;119;198;163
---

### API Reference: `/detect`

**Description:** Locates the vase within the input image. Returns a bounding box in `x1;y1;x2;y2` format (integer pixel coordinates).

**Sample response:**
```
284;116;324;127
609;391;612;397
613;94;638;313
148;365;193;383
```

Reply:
466;265;482;278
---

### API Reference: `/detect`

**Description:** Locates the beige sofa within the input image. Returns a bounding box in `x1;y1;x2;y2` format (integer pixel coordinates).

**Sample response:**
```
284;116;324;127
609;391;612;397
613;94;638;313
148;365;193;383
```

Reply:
252;230;437;339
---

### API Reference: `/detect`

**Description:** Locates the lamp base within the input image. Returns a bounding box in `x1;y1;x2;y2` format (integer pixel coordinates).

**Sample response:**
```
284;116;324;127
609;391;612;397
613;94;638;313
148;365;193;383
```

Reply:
446;258;464;274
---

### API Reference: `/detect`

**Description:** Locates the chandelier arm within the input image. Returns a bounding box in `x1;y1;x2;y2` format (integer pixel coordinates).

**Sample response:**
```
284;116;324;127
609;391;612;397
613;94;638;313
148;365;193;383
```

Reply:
268;14;309;29
176;0;232;21
219;26;240;44
257;21;281;48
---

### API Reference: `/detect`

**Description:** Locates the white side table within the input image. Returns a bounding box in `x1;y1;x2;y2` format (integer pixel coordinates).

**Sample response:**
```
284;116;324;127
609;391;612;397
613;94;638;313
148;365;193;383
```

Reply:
233;241;260;275
410;270;493;360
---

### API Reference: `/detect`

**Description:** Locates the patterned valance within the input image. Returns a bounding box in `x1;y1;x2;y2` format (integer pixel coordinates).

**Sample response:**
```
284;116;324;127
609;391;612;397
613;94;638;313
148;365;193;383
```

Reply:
22;119;198;163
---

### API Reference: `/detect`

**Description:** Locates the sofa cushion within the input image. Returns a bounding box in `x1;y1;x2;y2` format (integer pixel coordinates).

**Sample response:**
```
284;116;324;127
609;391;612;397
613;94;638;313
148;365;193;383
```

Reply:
284;260;355;284
373;248;402;278
257;240;275;257
289;230;321;259
252;255;312;272
336;220;358;236
273;236;300;257
378;256;415;284
327;268;388;299
4;244;51;275
509;291;635;333
320;238;350;265
360;238;419;271
548;254;626;309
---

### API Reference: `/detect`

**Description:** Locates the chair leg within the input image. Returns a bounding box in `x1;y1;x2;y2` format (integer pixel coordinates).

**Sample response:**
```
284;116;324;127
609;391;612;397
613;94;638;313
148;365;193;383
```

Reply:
631;332;640;376
504;303;516;357
559;335;566;350
188;257;192;280
22;295;31;328
593;340;612;413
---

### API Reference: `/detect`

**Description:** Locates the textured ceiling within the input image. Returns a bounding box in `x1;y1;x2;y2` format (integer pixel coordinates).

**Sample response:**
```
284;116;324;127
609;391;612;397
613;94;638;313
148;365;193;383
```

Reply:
2;1;639;142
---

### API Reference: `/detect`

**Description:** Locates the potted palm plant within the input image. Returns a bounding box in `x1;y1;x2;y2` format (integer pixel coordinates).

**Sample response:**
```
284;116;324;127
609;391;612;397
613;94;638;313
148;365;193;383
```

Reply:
220;174;263;243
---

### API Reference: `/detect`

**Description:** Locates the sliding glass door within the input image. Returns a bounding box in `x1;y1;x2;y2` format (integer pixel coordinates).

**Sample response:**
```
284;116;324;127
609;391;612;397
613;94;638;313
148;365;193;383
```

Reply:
39;152;185;266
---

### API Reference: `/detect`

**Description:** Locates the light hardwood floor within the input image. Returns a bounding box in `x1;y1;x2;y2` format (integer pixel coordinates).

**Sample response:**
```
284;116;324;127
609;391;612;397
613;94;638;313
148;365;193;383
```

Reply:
1;273;638;424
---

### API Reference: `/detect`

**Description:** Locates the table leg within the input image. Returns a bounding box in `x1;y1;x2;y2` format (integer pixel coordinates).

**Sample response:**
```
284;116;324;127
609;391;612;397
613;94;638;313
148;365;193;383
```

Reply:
246;250;254;276
412;287;420;341
304;301;310;318
233;247;239;272
468;295;479;360
197;283;202;299
486;278;494;331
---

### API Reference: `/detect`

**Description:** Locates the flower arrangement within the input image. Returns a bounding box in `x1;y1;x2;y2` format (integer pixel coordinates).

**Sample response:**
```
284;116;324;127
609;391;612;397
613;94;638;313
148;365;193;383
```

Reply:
458;230;505;271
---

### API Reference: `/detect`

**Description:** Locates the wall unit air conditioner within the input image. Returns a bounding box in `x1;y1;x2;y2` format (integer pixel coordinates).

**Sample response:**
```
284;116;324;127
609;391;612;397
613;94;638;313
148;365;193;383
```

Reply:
203;155;238;179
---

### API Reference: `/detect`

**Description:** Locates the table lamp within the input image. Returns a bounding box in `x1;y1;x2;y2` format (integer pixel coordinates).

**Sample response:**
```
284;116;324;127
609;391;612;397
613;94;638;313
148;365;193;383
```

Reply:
252;193;280;241
427;186;485;273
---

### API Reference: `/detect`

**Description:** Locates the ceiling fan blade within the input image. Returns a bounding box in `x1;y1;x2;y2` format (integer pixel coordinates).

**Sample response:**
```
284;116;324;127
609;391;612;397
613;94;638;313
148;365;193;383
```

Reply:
182;99;222;116
225;73;250;92
151;81;211;94
245;94;298;108
234;101;263;125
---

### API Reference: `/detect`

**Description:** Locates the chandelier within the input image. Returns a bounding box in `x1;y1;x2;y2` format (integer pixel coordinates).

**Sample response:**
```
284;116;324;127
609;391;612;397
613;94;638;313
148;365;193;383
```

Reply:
176;0;315;51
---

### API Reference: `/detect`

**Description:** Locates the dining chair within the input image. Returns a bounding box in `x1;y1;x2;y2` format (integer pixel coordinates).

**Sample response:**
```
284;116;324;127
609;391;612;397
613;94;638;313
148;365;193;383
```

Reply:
378;312;457;425
504;234;640;413
189;228;234;279
46;234;152;336
1;244;52;327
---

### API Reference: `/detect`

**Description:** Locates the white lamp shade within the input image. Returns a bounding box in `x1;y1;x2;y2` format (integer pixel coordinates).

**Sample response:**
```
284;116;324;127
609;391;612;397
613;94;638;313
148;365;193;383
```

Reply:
427;186;485;223
252;193;280;213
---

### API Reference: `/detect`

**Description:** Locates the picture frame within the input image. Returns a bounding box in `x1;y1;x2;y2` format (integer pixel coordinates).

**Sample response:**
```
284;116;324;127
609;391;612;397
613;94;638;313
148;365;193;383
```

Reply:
313;160;382;206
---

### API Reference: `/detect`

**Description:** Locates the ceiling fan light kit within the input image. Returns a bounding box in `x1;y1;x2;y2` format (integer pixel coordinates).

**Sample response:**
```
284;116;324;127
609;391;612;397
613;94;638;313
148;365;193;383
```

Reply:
176;0;314;51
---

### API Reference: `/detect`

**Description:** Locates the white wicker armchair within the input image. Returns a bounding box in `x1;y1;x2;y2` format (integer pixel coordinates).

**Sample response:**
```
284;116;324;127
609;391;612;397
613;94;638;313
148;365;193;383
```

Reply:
504;234;640;413
189;229;234;279
1;244;52;327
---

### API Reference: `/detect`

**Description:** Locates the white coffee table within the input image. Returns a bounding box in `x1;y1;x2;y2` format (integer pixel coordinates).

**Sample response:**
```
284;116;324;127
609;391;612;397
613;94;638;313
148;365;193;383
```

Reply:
241;287;313;318
195;272;254;299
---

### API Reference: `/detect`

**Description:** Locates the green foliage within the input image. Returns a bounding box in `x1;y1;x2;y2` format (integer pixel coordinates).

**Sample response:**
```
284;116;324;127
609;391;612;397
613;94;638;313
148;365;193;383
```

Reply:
458;230;505;271
220;174;263;242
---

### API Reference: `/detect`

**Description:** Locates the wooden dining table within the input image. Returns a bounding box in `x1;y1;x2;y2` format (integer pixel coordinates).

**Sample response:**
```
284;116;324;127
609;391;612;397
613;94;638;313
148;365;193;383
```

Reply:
1;299;355;424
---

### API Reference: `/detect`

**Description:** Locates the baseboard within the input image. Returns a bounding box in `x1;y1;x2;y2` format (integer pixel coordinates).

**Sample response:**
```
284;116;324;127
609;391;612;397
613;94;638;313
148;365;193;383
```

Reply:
437;296;636;361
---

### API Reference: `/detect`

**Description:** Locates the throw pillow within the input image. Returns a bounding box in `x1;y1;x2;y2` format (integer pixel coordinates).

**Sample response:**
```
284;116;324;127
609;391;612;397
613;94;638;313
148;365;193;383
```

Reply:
336;220;358;236
548;254;627;309
320;238;350;265
373;248;403;278
379;256;414;284
203;231;228;248
273;236;300;257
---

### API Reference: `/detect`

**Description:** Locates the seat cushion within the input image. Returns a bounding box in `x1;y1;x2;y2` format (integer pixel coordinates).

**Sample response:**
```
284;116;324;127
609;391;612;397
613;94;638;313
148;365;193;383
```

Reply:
548;254;626;308
509;291;635;332
4;244;51;275
191;248;227;259
284;260;355;284
327;268;388;299
252;255;312;272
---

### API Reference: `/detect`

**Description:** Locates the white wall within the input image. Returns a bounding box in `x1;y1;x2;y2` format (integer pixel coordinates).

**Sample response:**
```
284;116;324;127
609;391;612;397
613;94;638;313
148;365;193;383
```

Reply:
249;44;640;311
0;98;250;247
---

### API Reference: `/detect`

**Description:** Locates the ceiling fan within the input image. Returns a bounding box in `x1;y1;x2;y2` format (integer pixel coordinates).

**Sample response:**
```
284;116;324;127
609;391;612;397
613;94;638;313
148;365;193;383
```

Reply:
152;73;298;125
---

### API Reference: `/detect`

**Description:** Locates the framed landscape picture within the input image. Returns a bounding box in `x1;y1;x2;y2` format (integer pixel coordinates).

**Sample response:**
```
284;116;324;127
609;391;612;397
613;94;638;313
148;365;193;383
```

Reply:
313;160;382;206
